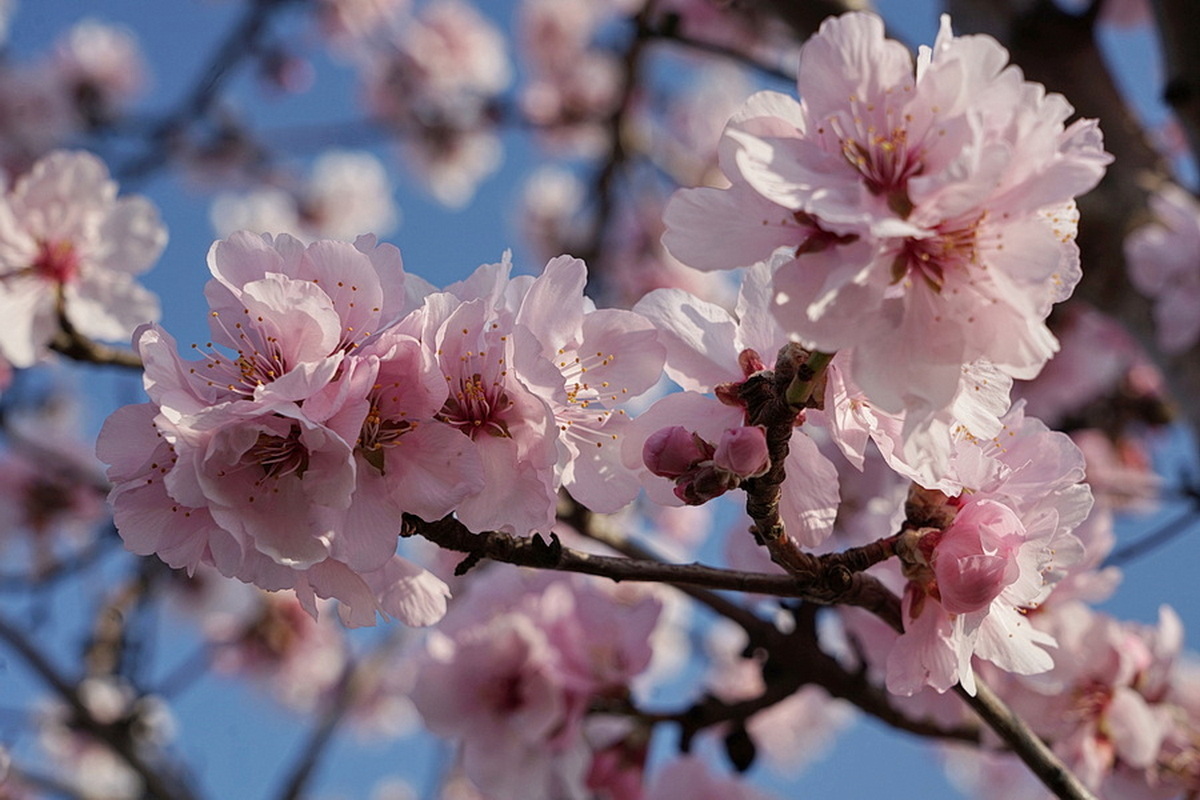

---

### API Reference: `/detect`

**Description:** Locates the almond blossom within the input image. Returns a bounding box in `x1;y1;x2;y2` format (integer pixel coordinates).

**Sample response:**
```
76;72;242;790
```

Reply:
0;149;165;367
887;403;1093;695
663;11;1111;432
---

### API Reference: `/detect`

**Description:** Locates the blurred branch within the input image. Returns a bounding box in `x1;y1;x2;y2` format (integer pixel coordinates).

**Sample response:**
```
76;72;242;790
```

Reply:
0;614;202;800
1104;498;1200;567
273;659;356;800
638;22;795;82
117;0;303;182
50;295;144;370
1151;0;1200;166
751;0;872;39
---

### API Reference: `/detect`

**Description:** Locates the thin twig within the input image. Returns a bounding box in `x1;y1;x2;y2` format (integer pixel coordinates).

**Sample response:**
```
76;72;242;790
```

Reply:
273;659;357;800
1104;504;1200;567
955;679;1099;800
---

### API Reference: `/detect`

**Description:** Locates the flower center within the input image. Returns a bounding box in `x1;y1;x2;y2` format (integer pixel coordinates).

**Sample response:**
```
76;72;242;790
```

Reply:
891;218;981;292
438;373;512;439
247;426;309;480
32;239;81;283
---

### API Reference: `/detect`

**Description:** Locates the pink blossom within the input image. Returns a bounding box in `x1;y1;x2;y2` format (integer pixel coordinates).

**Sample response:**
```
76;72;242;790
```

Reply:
210;150;399;242
888;403;1093;695
98;232;452;626
513;255;665;512
400;257;560;533
411;613;586;800
1125;183;1200;353
51;19;147;125
0;150;165;366
663;11;1110;429
926;499;1023;615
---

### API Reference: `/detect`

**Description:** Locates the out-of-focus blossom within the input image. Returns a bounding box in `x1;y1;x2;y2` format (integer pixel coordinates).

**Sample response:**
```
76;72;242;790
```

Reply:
411;571;664;800
644;755;779;800
0;150;165;366
517;0;622;155
0;67;74;173
0;432;108;574
318;0;410;44
51;19;148;127
37;677;176;800
1125;183;1200;353
211;150;400;242
359;0;510;205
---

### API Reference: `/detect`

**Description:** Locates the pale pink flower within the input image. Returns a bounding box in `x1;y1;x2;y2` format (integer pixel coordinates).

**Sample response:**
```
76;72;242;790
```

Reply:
664;11;1110;427
984;602;1185;797
411;613;587;800
0;150;165;366
98;232;452;626
888;403;1092;695
514;255;665;512
400;257;560;534
1125;183;1200;353
821;352;1013;493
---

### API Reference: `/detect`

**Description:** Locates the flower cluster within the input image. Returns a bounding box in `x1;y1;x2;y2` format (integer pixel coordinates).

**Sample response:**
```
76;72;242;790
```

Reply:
98;232;664;626
663;12;1111;433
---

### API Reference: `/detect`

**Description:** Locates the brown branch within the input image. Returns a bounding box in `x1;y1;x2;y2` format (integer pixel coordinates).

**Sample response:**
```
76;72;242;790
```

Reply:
405;514;851;603
956;679;1099;800
49;290;144;369
752;0;873;40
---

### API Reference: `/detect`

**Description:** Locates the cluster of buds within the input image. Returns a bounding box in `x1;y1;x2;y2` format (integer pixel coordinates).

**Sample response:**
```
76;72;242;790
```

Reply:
643;424;770;505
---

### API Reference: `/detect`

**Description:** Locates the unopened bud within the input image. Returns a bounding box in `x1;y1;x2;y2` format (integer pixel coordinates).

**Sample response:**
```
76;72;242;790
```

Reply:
643;426;710;479
713;426;770;479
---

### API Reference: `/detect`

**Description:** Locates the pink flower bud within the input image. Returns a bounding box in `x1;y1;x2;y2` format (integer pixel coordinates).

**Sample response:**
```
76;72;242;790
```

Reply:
713;426;770;479
931;499;1024;615
643;426;711;479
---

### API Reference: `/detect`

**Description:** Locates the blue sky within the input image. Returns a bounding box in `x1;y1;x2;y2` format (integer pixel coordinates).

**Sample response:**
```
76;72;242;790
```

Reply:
2;2;1196;799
